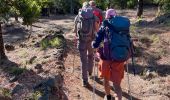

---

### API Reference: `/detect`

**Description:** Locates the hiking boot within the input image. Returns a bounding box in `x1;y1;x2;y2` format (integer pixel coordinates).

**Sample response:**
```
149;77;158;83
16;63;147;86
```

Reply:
104;95;114;100
82;80;89;87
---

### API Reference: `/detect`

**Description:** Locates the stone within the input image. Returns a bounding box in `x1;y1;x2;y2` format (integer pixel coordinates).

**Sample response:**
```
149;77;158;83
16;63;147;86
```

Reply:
37;34;44;37
29;56;37;64
19;44;27;48
5;44;15;51
144;70;158;80
43;55;51;59
9;76;18;83
11;84;24;95
34;42;40;48
34;64;42;69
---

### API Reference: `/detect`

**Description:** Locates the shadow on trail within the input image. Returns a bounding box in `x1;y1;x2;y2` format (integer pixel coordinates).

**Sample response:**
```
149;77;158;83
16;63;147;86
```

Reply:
40;15;75;21
127;61;170;77
0;59;68;100
66;39;79;56
2;24;29;44
132;15;170;35
86;84;105;98
127;45;170;77
0;96;11;100
122;92;140;100
90;77;140;100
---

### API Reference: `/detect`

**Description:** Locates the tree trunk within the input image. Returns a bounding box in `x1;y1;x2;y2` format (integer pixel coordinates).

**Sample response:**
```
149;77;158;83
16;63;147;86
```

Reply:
28;25;32;39
0;22;6;60
137;0;143;18
14;12;19;22
157;5;161;16
70;0;73;14
120;0;125;9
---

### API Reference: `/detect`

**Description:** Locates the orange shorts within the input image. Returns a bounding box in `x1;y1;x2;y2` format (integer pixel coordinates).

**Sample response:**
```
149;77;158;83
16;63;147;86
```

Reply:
98;60;125;85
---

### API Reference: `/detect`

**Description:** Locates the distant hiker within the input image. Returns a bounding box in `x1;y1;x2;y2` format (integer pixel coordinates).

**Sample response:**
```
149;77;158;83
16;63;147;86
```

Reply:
73;2;99;87
92;9;133;100
89;0;103;31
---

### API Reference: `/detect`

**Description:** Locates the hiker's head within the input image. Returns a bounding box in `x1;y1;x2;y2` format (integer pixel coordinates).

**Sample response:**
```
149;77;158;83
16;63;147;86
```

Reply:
82;2;89;8
89;1;96;7
105;9;117;19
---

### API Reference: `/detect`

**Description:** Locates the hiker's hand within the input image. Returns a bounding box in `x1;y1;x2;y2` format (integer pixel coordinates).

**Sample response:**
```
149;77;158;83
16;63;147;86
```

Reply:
94;51;100;62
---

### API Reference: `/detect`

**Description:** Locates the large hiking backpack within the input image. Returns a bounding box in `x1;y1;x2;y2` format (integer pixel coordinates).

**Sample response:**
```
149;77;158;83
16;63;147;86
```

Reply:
103;16;132;62
93;9;103;24
76;7;95;41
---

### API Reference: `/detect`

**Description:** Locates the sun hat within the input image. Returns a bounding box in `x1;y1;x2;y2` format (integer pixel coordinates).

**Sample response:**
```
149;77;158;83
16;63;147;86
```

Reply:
105;9;117;19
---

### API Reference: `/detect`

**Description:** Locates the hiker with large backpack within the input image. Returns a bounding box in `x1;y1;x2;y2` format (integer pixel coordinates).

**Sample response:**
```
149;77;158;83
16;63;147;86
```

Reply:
73;2;99;87
92;9;133;100
89;0;103;31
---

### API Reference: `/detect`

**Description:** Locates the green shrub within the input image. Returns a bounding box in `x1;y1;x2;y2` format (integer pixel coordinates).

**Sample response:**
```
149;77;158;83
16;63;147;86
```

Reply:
149;34;160;44
154;0;170;13
40;36;64;49
0;88;11;98
15;0;41;25
31;91;42;100
8;67;26;76
127;0;137;9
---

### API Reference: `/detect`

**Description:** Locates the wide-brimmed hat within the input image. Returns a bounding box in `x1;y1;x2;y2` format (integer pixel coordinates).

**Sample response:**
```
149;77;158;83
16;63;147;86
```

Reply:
105;9;117;19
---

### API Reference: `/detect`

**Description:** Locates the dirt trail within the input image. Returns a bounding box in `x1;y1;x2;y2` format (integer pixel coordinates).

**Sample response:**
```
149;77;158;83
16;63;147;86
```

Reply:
1;8;170;100
63;33;154;100
60;10;170;100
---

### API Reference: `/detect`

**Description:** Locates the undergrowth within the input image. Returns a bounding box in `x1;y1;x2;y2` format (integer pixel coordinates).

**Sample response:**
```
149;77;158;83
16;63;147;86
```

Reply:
40;36;65;49
6;67;26;76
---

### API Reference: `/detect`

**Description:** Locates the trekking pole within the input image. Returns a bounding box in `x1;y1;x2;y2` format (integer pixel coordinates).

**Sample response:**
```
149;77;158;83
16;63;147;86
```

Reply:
92;51;97;100
126;61;133;100
96;61;98;78
72;53;75;73
95;51;99;79
72;36;77;73
131;41;136;76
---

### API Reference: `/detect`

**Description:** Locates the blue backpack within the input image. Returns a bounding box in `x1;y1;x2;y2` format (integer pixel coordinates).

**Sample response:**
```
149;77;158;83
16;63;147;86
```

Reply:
103;16;132;62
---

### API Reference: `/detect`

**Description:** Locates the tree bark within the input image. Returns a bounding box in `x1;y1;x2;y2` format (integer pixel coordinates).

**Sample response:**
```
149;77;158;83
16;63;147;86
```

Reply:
157;5;161;16
14;12;19;22
0;22;6;60
28;25;32;39
70;0;73;14
137;0;143;18
120;0;125;9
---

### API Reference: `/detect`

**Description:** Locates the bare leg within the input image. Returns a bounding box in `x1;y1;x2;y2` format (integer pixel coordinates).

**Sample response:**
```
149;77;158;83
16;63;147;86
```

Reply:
104;77;110;95
113;83;122;100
